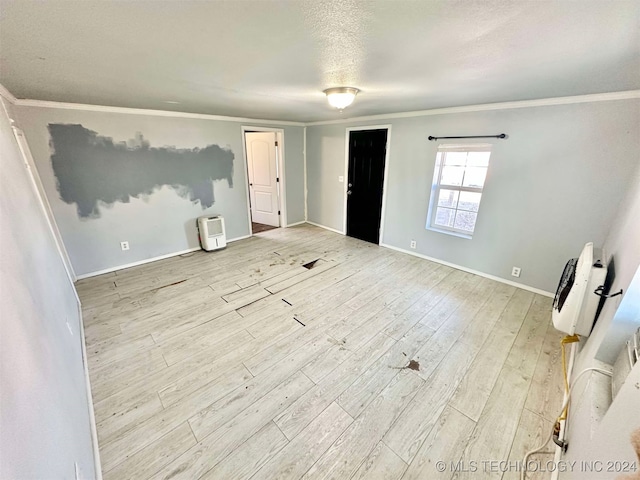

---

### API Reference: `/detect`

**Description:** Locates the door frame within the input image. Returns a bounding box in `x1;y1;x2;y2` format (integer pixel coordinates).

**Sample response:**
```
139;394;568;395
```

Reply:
343;125;392;245
241;126;287;235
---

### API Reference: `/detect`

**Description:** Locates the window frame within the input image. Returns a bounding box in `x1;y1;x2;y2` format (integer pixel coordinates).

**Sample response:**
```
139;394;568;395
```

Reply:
426;144;492;239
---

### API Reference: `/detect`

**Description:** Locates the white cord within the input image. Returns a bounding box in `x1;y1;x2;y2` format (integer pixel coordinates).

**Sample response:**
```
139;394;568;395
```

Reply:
520;367;613;480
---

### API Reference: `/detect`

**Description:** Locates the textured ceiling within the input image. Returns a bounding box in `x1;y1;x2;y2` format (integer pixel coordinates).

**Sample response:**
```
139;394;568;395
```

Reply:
1;0;638;122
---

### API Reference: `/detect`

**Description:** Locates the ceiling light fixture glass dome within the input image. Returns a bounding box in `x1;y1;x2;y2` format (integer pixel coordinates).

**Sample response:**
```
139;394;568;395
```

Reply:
323;87;359;110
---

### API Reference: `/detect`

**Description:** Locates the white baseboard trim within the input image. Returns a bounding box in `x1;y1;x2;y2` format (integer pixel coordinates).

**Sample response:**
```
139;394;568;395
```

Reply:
230;234;252;242
76;247;201;279
77;302;102;479
305;221;345;235
380;242;554;298
286;220;307;227
75;235;252;280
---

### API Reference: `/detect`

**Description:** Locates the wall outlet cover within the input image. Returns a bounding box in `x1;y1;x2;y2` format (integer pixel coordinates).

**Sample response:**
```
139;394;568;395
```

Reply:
511;266;521;277
121;241;130;251
410;240;417;249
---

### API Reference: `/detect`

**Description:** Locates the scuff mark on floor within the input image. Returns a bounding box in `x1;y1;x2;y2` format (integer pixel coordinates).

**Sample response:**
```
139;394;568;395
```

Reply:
151;279;188;293
391;359;421;371
327;337;347;350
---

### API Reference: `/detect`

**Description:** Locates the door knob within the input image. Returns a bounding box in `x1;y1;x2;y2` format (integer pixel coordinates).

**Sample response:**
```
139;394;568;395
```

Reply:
347;190;352;195
348;183;352;187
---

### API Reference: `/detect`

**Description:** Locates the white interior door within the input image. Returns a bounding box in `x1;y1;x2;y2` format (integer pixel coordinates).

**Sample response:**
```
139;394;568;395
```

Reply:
246;132;280;227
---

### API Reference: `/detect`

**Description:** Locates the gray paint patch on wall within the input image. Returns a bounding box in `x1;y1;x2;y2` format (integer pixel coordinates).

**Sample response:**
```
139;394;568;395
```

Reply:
48;124;234;218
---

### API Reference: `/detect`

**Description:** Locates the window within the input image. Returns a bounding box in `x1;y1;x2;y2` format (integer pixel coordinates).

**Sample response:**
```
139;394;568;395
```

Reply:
426;144;491;237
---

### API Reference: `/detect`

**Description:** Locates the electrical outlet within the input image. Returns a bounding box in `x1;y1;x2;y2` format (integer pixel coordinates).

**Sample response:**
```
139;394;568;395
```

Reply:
410;240;417;249
338;176;344;183
120;241;130;251
511;266;521;278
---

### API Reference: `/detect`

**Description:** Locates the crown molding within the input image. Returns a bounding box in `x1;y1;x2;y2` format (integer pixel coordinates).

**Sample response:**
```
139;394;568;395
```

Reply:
0;83;17;104
305;90;640;126
13;98;306;126
3;81;638;126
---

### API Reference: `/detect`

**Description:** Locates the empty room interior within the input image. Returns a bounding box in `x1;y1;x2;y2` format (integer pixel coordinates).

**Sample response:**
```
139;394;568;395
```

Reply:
1;1;640;479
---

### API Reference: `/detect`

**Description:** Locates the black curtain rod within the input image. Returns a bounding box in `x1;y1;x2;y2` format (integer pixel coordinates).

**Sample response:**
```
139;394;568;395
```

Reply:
428;134;506;141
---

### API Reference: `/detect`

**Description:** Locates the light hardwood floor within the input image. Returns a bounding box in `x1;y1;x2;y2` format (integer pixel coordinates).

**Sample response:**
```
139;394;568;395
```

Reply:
77;224;564;480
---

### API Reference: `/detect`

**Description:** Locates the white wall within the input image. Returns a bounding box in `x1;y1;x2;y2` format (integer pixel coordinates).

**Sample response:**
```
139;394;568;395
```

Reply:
596;164;640;363
560;162;640;479
0;97;97;477
14;106;305;277
306;99;640;293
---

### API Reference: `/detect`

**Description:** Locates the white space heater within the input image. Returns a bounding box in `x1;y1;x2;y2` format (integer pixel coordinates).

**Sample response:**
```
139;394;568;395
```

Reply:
552;242;607;337
197;215;227;251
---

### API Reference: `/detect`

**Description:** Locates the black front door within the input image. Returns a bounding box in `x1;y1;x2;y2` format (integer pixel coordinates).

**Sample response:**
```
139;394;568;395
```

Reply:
346;129;388;244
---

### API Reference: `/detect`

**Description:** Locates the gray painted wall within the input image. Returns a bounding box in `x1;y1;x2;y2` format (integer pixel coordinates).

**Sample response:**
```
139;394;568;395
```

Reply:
14;106;304;276
0;99;96;478
280;125;305;224
306;100;640;293
47;123;235;219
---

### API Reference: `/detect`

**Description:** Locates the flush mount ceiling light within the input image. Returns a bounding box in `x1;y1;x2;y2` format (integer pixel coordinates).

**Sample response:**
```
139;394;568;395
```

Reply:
323;87;359;110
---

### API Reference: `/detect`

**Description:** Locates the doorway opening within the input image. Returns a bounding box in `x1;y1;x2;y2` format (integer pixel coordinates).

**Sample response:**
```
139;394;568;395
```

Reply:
242;127;287;236
344;126;391;245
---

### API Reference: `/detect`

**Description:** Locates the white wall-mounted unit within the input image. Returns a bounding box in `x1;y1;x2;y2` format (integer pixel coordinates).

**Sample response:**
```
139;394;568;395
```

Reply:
197;215;226;251
552;242;607;337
